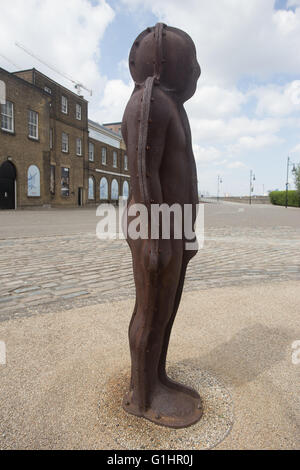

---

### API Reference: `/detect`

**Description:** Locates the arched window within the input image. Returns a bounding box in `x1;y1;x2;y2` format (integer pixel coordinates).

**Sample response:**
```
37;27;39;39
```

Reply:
123;180;129;199
88;177;95;200
111;179;119;201
100;177;108;200
27;165;40;197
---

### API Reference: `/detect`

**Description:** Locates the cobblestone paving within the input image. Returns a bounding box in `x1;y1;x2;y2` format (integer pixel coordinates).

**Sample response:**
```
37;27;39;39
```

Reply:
1;223;300;321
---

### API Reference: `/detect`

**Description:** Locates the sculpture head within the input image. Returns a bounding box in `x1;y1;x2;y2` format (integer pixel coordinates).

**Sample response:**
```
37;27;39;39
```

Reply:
129;23;201;102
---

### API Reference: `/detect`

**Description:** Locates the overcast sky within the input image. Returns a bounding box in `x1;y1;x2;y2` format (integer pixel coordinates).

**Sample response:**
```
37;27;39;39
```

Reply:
1;0;300;196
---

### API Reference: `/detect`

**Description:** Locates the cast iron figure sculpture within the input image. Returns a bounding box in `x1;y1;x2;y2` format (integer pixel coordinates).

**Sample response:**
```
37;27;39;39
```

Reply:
122;23;202;428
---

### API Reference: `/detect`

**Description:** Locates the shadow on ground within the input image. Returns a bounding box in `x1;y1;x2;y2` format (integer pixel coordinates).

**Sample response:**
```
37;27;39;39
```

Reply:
181;323;294;386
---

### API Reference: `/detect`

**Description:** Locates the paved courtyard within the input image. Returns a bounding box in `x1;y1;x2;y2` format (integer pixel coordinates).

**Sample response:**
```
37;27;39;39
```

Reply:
0;202;300;321
0;201;299;450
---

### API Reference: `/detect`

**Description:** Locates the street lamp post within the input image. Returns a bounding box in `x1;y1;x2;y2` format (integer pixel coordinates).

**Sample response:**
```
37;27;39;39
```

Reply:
285;156;297;208
249;170;256;205
217;175;223;203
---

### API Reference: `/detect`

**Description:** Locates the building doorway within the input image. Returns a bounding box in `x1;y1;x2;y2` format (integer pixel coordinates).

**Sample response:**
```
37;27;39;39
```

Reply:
0;161;16;210
78;187;83;207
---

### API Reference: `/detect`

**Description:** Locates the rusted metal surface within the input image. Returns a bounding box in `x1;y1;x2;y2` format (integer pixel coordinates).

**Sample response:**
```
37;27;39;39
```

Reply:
121;23;202;428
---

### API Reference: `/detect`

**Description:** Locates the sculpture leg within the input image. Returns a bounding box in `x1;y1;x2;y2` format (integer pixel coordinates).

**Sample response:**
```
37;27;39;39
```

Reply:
128;300;137;391
158;248;200;398
123;240;202;428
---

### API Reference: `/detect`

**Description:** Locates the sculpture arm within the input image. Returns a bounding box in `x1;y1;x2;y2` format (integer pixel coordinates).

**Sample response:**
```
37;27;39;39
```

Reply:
137;79;171;206
122;81;171;206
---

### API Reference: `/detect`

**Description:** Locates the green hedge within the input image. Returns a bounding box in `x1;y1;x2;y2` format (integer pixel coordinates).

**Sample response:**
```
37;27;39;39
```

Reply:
269;190;300;207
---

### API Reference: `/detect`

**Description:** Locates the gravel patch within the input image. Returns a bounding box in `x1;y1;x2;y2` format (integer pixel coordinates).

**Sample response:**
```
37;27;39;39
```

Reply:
97;363;234;450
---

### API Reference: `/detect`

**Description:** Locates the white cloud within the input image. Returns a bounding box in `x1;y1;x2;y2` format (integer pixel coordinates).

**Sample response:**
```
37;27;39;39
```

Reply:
273;8;300;34
229;134;284;153
193;146;247;172
193;145;221;164
122;0;300;86
227;161;247;169
118;58;131;82
95;79;133;123
213;159;228;167
186;85;246;119
190;116;282;143
287;0;300;7
291;143;300;154
251;81;300;116
0;0;115;113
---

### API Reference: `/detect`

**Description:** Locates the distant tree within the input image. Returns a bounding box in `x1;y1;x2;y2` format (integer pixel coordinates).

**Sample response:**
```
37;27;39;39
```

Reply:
294;165;300;207
294;164;300;193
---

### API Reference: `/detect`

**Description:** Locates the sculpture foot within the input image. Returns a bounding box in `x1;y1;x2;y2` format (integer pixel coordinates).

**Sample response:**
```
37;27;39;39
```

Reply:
123;382;203;429
159;373;200;399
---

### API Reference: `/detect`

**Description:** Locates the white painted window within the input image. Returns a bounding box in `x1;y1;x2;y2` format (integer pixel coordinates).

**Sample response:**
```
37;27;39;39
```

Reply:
27;165;41;197
88;177;95;200
111;179;119;201
76;138;82;156
1;101;14;132
62;132;69;152
124;155;128;170
89;142;95;162
100;177;108;200
113;151;118;168
61;95;68;114
123;181;129;199
44;86;52;94
76;103;82;120
28;110;38;139
102;147;107;165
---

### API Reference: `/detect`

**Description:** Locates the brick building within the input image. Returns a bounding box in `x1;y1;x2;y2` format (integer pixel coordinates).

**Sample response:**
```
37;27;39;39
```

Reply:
102;122;127;151
0;67;51;209
0;67;129;209
87;120;130;205
102;122;122;136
